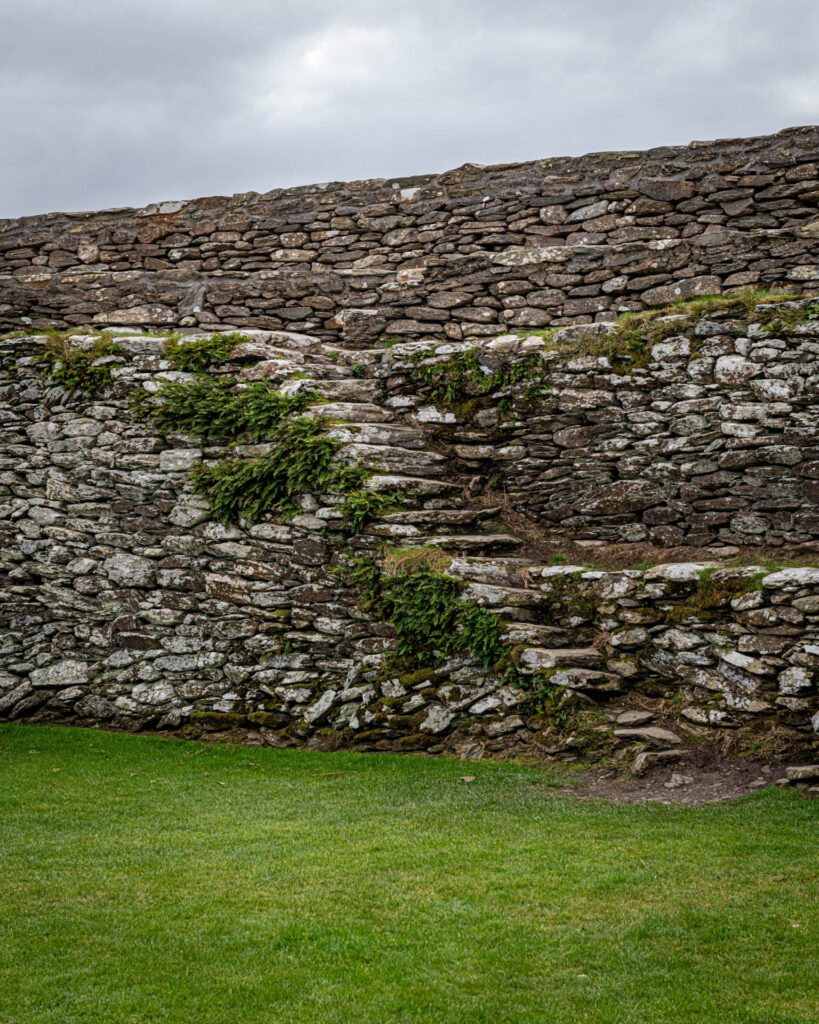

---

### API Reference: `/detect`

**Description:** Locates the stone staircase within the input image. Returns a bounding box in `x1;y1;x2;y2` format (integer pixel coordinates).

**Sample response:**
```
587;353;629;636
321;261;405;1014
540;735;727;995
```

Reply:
230;329;603;681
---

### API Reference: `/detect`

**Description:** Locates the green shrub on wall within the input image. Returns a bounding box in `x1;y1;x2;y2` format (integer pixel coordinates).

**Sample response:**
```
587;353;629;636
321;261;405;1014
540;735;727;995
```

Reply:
131;378;316;440
164;332;245;372
37;336;124;395
343;556;510;669
189;417;370;523
132;370;404;530
406;348;550;409
335;489;405;536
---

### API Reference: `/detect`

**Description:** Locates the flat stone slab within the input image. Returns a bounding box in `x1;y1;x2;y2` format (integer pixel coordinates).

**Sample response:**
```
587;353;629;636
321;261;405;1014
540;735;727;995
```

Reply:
632;749;684;776
762;568;819;589
615;727;683;745
518;647;603;673
616;710;655;726
785;765;819;781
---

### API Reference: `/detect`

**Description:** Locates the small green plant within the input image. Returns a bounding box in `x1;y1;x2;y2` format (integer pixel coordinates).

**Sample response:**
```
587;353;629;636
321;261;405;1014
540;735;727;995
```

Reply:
1;355;18;376
760;299;819;335
527;681;575;726
36;335;124;395
335;489;405;535
130;378;316;440
405;348;550;410
539;571;599;621
351;363;365;379
663;568;768;623
189;417;369;523
164;332;246;372
342;556;510;669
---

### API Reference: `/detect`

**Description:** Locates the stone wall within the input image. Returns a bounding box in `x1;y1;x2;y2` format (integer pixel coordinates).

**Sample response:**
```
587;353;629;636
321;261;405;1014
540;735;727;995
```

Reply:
1;303;818;759
375;302;819;549
1;127;818;340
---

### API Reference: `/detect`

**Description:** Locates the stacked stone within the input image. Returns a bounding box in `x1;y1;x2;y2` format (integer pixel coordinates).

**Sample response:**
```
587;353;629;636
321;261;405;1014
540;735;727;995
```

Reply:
0;313;817;757
0;127;817;338
368;298;819;548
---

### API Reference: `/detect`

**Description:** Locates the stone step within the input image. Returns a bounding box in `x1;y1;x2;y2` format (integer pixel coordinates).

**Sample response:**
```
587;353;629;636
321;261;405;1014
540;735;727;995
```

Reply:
327;423;428;450
230;328;324;353
421;533;524;554
306;402;396;424
364;523;426;540
339;442;448;477
363;474;462;498
445;556;543;587
517;647;604;674
549;668;624;693
613;726;683;746
238;358;350;381
502;622;572;645
380;509;488;527
462;581;548;607
290;361;354;379
279;378;382;403
369;523;475;539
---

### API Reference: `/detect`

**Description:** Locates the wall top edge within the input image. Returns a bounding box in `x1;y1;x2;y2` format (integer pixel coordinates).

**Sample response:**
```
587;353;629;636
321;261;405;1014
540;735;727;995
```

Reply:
2;125;817;231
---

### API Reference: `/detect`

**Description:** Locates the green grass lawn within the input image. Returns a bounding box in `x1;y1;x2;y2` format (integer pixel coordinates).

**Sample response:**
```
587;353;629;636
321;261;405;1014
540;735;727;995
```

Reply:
0;724;816;1024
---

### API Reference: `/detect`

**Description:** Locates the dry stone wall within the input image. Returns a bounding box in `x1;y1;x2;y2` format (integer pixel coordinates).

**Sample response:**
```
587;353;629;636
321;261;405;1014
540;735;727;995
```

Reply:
1;127;818;340
374;301;819;548
2;128;819;762
1;304;818;759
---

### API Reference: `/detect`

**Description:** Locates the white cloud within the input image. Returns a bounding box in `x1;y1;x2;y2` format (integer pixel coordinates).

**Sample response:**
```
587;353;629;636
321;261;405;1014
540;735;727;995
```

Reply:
777;73;819;116
0;0;816;217
251;26;399;122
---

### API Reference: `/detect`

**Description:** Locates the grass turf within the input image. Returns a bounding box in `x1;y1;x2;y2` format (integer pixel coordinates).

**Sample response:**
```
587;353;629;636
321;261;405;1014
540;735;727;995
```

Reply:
0;724;816;1024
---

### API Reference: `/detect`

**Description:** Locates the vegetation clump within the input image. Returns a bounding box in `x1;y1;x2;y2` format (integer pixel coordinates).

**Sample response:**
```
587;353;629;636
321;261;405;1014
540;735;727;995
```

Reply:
130;377;316;440
526;681;576;727
556;288;807;369
759;298;819;335
540;571;600;621
335;489;405;535
124;361;407;530
164;332;245;372
126;368;407;530
405;348;550;409
189;417;370;523
663;567;768;624
342;555;510;668
36;334;124;395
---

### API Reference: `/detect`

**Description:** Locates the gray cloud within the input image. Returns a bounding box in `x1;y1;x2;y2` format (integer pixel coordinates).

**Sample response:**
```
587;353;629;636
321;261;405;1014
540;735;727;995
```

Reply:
1;0;817;217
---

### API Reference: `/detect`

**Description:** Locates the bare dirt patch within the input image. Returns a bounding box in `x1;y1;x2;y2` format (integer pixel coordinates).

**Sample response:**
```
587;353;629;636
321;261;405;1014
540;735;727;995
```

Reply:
550;744;817;806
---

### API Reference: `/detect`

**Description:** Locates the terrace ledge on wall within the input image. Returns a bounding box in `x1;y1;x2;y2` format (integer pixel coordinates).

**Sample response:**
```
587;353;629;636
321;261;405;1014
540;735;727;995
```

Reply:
1;125;817;338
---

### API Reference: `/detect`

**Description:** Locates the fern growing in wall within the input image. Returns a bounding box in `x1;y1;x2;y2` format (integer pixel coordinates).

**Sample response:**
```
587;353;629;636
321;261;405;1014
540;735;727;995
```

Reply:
163;332;245;372
37;335;125;395
131;378;317;440
343;557;510;669
189;417;370;522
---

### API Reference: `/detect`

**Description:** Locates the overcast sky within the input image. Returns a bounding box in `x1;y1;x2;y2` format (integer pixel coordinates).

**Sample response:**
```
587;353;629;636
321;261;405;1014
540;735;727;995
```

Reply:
1;0;817;218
